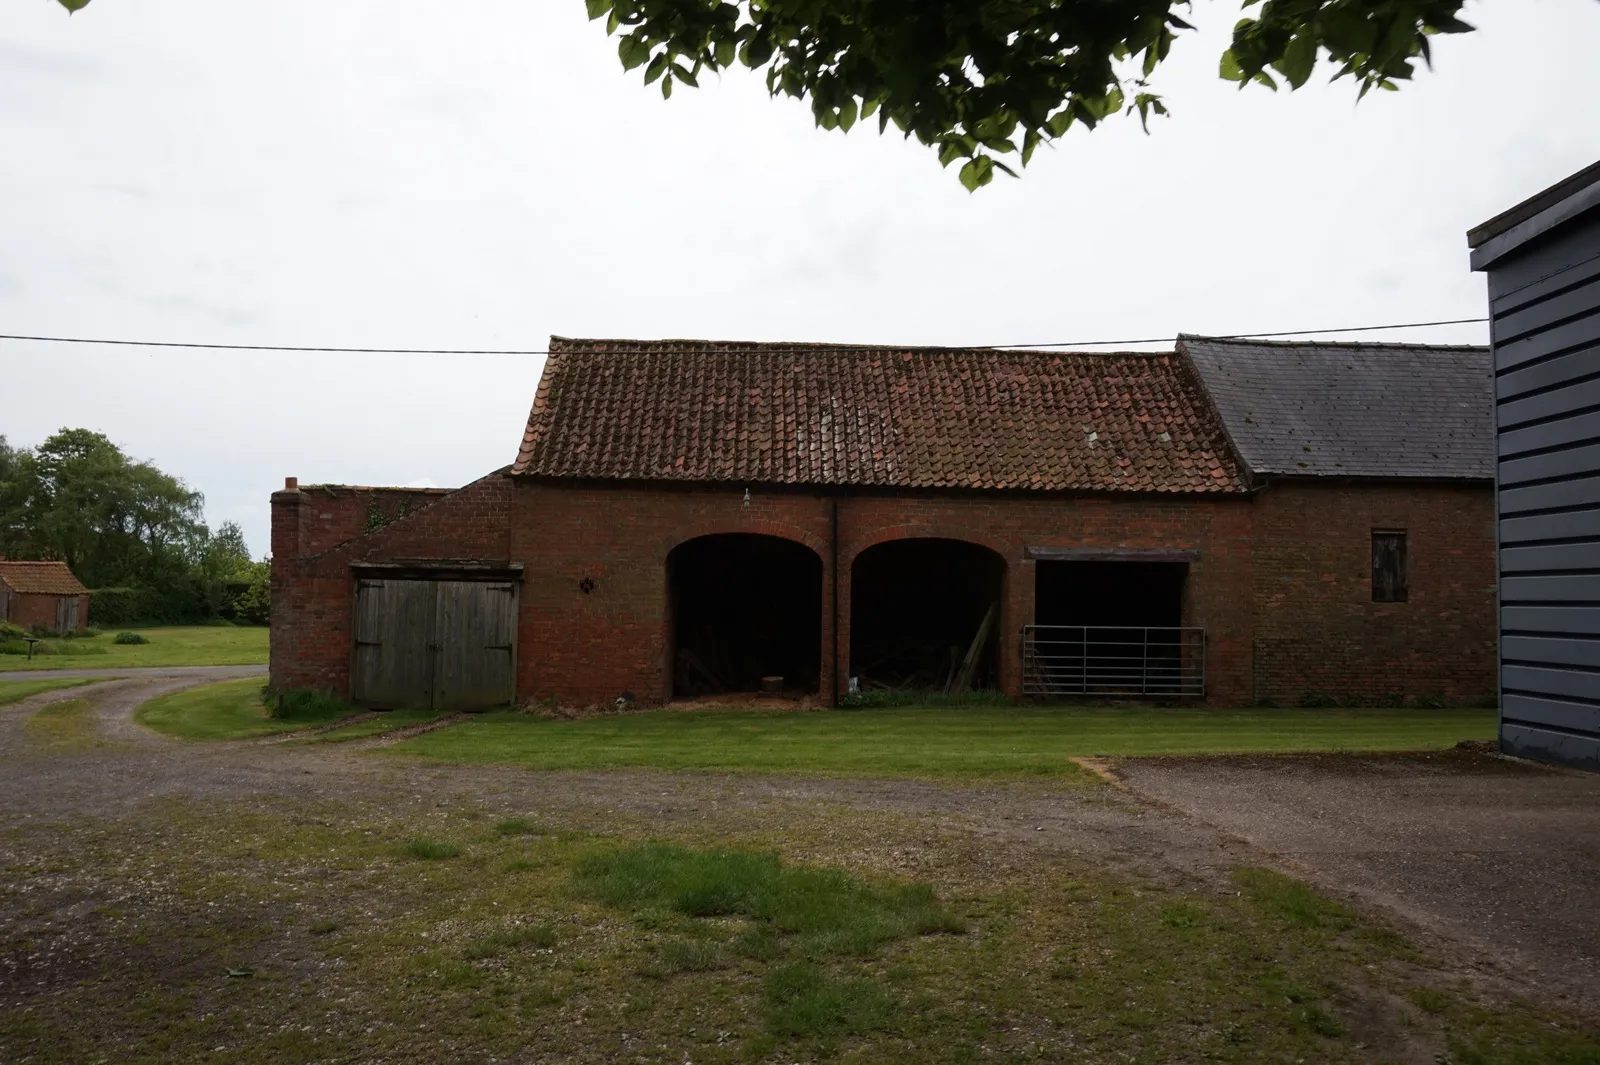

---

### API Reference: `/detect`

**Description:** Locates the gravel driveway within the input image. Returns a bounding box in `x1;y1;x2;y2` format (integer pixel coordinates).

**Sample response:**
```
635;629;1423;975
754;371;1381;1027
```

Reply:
3;676;1596;1019
1117;751;1600;1015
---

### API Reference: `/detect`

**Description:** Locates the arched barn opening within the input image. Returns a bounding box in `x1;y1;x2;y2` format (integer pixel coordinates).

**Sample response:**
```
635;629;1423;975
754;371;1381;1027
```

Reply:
850;538;1005;693
668;534;822;698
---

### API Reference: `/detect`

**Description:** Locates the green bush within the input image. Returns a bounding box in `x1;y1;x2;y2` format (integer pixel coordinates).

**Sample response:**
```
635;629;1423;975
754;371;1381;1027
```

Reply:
269;687;355;721
0;639;53;656
90;584;209;627
1414;693;1447;710
0;621;28;642
1297;691;1340;709
113;631;150;645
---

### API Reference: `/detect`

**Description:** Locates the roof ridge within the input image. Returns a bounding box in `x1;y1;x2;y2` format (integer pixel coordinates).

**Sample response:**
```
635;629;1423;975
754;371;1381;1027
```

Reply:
549;337;1175;358
1179;333;1487;353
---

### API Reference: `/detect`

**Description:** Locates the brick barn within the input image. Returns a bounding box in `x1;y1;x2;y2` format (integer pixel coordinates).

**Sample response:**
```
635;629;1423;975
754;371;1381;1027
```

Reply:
270;335;1496;710
0;561;90;633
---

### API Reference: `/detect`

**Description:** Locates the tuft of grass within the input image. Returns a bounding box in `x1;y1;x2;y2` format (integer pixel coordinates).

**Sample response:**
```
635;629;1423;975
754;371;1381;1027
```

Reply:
462;924;556;960
389;705;1499;779
838;688;1013;710
574;844;964;957
270;687;356;721
1234;867;1357;932
401;839;462;861
657;937;724;973
112;631;150;645
22;699;98;751
0;677;99;706
493;817;536;837
309;920;340;936
136;678;358;741
763;963;900;1038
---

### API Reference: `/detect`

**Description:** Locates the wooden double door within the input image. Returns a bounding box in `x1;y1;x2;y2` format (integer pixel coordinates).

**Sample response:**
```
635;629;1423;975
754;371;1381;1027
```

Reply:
351;578;517;711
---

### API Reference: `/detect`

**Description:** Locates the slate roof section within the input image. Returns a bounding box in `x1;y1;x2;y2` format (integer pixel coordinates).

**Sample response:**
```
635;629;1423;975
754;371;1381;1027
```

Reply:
1178;335;1494;480
0;561;89;595
512;338;1247;493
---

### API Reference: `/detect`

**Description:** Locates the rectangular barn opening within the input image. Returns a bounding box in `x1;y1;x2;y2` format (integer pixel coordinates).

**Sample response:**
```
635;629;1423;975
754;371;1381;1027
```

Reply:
1026;559;1202;696
850;538;1005;694
669;534;822;698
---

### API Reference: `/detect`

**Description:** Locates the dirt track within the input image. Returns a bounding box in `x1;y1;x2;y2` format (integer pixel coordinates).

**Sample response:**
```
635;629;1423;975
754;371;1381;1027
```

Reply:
3;675;1597;1017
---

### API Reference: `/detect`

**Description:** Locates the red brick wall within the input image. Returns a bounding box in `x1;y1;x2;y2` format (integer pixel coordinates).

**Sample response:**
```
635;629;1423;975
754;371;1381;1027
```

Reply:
1250;480;1497;704
2;592;90;632
278;485;453;558
505;480;1256;707
269;473;513;693
269;472;1496;709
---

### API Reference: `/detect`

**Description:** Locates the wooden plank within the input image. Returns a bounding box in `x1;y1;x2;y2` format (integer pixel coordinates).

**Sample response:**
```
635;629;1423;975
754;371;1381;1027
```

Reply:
1491;249;1600;316
1494;311;1600;372
1502;693;1600;734
1498;375;1600;429
948;600;998;694
433;580;516;711
1499;442;1600;486
1025;547;1200;563
350;579;435;710
1502;635;1600;669
1501;604;1600;636
1493;276;1600;342
1500;507;1600;544
1500;409;1600;458
1496;344;1600;402
1499;474;1600;515
1500;542;1600;573
1485;216;1600;298
1501;663;1600;702
1500;722;1600;770
1502;573;1600;603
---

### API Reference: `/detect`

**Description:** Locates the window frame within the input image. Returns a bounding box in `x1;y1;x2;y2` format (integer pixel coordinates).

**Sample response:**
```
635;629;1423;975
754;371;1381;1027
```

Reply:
1371;529;1408;604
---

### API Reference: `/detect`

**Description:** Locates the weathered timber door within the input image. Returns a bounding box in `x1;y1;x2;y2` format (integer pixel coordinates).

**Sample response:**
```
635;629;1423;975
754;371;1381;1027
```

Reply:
350;578;517;711
55;596;79;633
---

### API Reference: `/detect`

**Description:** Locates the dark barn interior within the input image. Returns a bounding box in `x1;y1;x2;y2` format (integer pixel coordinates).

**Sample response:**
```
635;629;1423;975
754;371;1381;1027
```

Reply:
1031;561;1189;694
850;538;1005;693
669;534;822;696
1034;561;1185;628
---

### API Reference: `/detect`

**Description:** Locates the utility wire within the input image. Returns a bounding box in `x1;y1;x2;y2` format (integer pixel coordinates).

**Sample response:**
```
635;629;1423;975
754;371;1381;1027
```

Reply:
0;316;1488;356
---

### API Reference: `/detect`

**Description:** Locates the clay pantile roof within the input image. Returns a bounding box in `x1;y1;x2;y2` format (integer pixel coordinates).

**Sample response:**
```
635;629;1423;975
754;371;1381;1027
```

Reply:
0;561;89;595
1180;336;1493;480
511;338;1246;494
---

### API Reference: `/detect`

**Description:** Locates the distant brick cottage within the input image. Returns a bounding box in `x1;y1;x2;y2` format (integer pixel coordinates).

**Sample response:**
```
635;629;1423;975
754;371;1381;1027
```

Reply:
271;335;1497;710
0;561;90;633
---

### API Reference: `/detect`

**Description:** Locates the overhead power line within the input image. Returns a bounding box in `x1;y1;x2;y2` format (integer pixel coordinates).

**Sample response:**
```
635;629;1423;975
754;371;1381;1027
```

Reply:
0;316;1488;356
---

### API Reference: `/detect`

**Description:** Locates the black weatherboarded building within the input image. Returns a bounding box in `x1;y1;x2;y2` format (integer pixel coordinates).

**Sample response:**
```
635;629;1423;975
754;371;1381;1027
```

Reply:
1471;160;1600;771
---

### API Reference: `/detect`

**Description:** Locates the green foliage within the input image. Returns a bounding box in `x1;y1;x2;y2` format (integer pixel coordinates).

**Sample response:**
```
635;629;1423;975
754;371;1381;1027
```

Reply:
461;924;557;959
231;561;271;625
578;0;1473;189
402;839;464;861
573;844;964;957
134;676;348;740
113;631;149;645
269;687;355;721
1297;690;1340;708
763;962;900;1037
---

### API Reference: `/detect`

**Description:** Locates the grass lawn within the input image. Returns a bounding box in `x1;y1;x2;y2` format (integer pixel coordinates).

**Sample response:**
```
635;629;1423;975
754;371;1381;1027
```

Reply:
304;708;450;744
0;625;268;672
0;677;100;706
1;798;1593;1064
390;705;1500;779
135;677;359;740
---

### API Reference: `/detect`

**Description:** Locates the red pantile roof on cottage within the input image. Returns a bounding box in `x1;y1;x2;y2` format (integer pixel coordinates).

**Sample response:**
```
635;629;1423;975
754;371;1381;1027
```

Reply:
512;338;1246;493
0;561;89;595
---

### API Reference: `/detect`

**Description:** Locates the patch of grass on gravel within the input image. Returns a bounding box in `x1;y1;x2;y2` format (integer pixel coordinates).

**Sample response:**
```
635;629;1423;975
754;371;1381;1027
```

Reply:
386;706;1497;779
0;677;99;706
305;708;447;744
0;625;267;672
21;699;100;751
401;839;462;860
135;678;358;741
1;800;1596;1065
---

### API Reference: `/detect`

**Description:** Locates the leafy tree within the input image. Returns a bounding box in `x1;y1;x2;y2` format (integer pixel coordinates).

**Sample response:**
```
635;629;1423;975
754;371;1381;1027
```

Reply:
567;0;1475;189
52;1;1479;188
232;560;272;626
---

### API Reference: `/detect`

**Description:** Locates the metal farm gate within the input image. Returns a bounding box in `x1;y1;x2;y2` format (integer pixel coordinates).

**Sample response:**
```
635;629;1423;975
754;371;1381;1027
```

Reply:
350;578;517;711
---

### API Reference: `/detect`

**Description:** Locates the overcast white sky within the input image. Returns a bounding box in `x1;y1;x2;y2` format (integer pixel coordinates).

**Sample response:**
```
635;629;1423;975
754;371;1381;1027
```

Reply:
2;1;1597;557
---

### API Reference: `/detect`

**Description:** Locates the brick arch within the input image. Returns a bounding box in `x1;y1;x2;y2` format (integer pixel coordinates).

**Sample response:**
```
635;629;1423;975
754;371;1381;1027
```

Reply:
844;525;1010;570
662;521;828;562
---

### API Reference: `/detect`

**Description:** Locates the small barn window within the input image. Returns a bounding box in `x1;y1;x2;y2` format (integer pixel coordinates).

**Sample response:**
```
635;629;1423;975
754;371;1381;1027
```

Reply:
1372;531;1408;603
